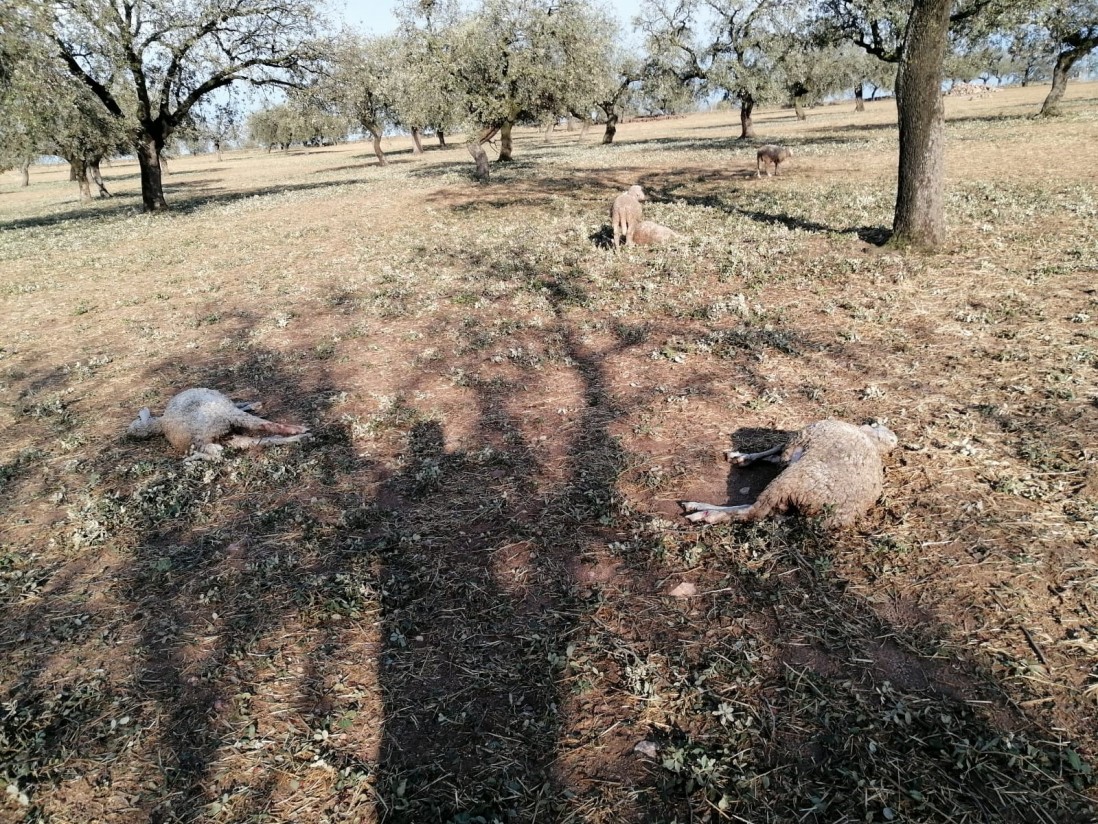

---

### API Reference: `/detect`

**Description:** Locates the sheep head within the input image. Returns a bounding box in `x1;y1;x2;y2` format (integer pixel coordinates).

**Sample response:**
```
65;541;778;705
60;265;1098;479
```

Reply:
127;407;162;439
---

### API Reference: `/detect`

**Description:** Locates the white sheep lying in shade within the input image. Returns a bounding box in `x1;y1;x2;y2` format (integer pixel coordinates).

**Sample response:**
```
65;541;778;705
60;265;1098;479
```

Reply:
632;220;683;246
128;388;310;461
682;419;897;528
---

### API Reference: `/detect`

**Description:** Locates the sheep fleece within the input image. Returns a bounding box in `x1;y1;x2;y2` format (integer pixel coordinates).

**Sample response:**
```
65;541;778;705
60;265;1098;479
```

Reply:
755;420;890;527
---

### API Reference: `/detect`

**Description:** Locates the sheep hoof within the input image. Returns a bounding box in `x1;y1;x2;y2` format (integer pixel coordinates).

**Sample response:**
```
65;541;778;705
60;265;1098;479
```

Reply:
684;508;731;524
725;450;750;465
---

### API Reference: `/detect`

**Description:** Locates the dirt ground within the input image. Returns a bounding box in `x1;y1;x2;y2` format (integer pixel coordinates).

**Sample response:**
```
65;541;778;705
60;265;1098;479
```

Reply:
1;82;1096;823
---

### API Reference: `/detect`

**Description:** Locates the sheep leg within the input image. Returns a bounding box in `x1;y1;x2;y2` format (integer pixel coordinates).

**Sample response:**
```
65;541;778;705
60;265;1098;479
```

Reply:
184;443;225;463
681;502;756;524
226;433;312;449
234;411;309;437
725;444;784;466
235;401;262;413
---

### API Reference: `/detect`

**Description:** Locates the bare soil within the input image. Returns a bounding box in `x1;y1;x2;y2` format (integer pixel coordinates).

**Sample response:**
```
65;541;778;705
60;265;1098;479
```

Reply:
1;82;1096;823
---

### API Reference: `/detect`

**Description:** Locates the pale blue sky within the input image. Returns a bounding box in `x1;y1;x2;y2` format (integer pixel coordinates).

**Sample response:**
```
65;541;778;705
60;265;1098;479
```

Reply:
327;0;646;37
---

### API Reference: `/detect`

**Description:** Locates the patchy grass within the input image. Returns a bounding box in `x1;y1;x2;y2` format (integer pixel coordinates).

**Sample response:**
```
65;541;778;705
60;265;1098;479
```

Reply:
1;83;1097;823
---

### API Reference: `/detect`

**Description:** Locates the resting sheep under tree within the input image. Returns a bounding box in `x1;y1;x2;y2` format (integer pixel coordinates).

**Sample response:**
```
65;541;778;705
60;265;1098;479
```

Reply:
610;184;646;249
128;387;310;461
682;419;897;528
756;144;792;177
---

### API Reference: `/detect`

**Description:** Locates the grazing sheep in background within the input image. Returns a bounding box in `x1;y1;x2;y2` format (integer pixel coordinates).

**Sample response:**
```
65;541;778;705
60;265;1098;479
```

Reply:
633;220;683;246
756;144;792;177
611;184;646;249
128;387;310;461
682;419;897;528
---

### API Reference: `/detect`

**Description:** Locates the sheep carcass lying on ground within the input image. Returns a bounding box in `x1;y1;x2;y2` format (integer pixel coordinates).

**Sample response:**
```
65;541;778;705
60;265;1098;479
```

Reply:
128;387;310;461
682;419;897;528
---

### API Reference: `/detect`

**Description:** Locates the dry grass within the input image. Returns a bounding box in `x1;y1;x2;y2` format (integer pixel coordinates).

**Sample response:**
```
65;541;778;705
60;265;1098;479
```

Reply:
1;82;1097;823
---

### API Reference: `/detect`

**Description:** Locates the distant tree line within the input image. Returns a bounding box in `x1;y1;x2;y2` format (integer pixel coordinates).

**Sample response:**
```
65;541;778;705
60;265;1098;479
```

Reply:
1;0;1096;247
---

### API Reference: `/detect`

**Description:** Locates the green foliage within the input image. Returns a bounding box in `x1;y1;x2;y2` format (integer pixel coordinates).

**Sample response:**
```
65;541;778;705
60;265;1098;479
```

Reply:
45;0;327;209
451;0;618;132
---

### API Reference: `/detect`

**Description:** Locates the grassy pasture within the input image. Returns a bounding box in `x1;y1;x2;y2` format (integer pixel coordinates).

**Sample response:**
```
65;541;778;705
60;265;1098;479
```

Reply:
1;82;1097;823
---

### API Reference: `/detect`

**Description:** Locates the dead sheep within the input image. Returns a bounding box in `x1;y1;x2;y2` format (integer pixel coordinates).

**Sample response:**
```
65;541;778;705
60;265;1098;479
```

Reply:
633;220;683;246
610;184;646;249
756;144;792;177
682;419;897;528
128;387;310;461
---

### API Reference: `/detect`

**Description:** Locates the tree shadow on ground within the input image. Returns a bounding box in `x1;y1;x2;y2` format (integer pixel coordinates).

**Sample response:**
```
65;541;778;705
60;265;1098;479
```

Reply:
0;178;371;231
2;266;1096;822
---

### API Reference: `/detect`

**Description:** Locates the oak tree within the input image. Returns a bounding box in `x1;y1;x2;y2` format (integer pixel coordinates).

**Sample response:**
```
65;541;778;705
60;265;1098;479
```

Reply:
50;0;324;211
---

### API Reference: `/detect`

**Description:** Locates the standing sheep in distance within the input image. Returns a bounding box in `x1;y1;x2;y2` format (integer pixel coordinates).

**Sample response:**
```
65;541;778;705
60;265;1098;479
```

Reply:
610;184;646;249
128;387;310;461
756;144;792;177
682;419;897;528
633;220;684;246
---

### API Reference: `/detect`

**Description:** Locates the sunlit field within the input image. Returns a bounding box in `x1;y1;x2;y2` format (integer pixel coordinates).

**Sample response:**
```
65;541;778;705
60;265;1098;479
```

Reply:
2;81;1097;823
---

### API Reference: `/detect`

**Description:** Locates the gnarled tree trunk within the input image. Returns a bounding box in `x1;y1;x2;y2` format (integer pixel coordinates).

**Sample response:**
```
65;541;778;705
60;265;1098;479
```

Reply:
1039;39;1097;116
366;124;387;166
855;83;865;112
467;141;490;183
436;129;446;147
602;111;618;145
892;0;951;249
88;158;111;197
498;119;514;161
70;157;92;201
738;94;756;139
410;127;424;155
19;158;30;187
793;97;806;120
136;135;168;211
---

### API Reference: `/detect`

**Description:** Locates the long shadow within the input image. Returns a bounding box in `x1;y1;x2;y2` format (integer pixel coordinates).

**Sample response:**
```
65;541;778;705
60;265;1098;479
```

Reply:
3;231;1097;823
370;241;647;819
0;330;383;821
0;178;369;231
736;207;892;244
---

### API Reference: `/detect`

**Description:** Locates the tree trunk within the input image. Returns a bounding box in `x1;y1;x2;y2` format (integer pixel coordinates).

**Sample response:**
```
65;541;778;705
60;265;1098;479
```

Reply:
855;83;866;112
71;157;92;201
738;95;756;139
436;129;446;147
136;135;168;212
498;119;514;161
367;125;387;166
19;158;30;187
467;141;490;183
69;162;79;182
411;127;424;155
793;96;806;120
1040;48;1086;116
88;158;111;197
579;119;591;138
891;0;951;249
215;141;223;162
602;111;618;145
